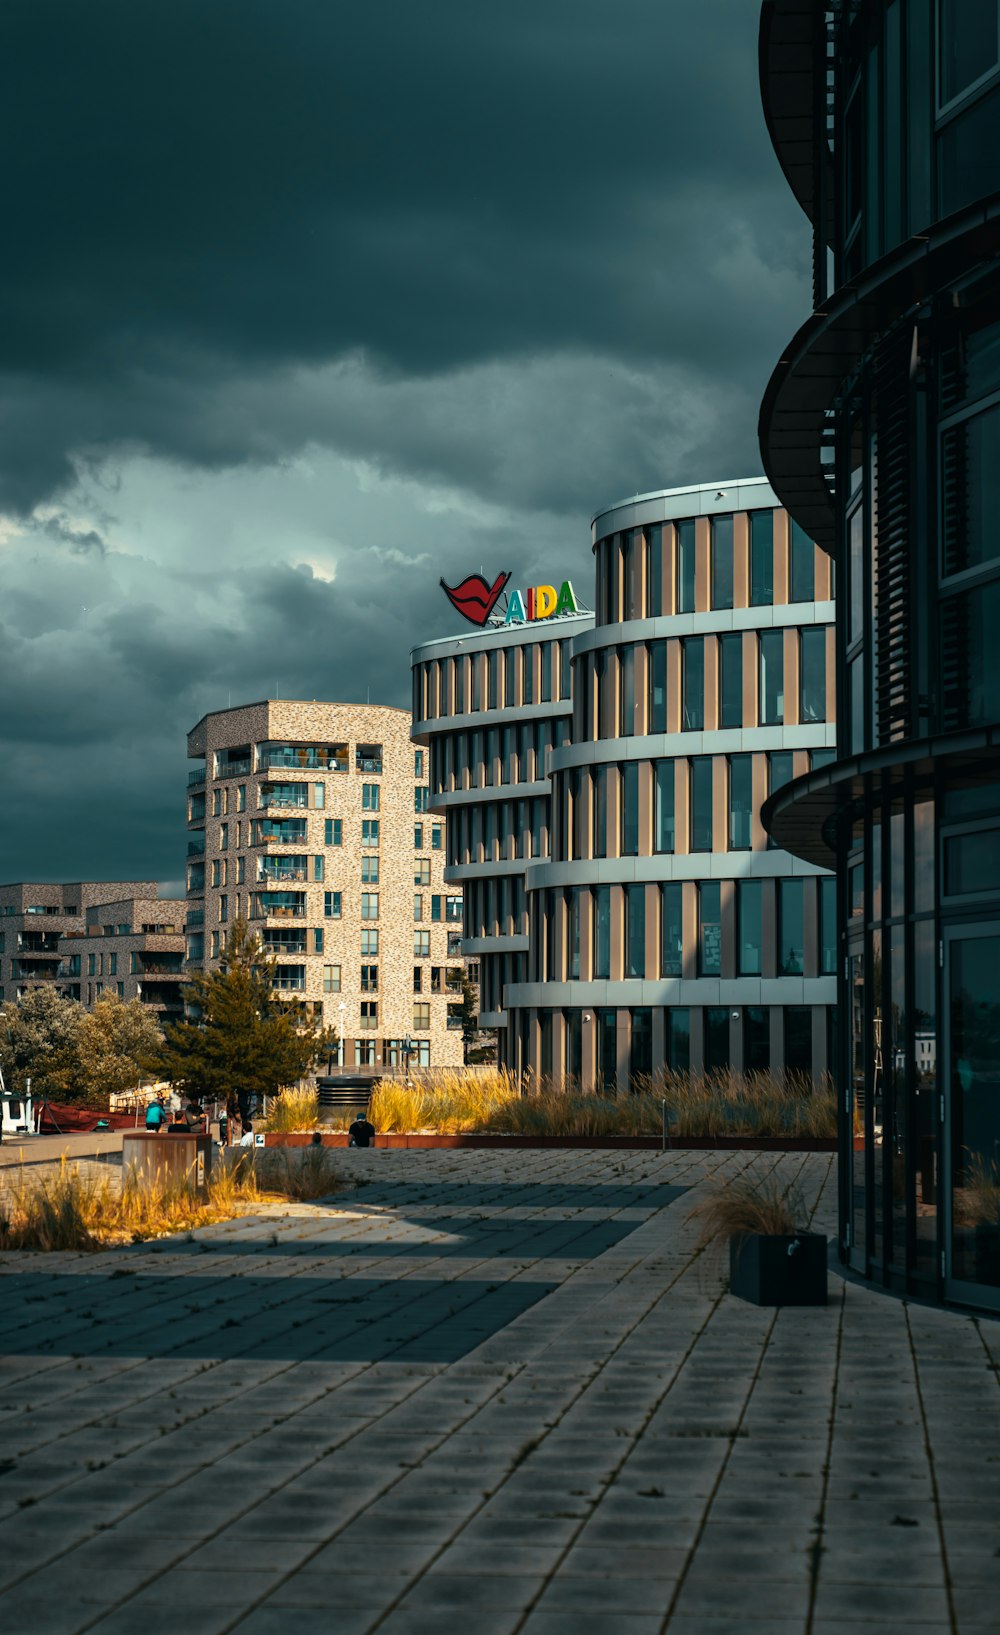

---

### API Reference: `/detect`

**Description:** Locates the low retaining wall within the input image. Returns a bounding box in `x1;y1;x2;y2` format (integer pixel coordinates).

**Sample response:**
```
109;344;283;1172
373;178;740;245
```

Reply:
263;1132;836;1153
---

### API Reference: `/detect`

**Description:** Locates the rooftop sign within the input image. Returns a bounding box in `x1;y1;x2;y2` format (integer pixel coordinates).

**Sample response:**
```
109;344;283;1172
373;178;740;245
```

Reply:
441;573;580;629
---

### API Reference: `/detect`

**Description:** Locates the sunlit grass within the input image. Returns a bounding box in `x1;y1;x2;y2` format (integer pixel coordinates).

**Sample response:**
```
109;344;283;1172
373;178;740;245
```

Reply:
359;1066;836;1140
259;1086;320;1133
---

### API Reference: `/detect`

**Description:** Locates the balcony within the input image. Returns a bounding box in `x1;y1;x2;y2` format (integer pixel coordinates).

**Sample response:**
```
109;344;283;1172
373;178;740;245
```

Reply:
252;892;307;920
188;766;207;787
263;935;307;955
185;909;204;928
187;838;206;859
273;974;306;992
215;749;252;779
186;882;205;900
260;788;308;811
137;961;185;977
254;820;308;847
261;745;348;773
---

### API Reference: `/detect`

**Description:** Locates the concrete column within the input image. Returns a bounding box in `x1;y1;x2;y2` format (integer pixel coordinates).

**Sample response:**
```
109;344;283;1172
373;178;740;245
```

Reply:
580;889;594;982
645;882;659;981
774;509;790;605
634;643;650;737
607;766;622;859
664;522;677;616
762;878;778;979
733;512;750;608
667;640;683;732
815;544;833;601
751;752;769;851
609;884;625;981
743;631;759;727
637;762;654;858
803;877;819;979
770;1006;785;1076
616;1009;630;1097
720;877;736;978
713;755;728;854
682;880;698;982
581;1009;597;1093
704;634;719;729
695;518;711;612
675;759;691;855
783;627;800;726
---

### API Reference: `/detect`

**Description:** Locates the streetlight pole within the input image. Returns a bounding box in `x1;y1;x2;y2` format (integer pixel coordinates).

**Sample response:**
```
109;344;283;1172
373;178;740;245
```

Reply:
402;1033;412;1095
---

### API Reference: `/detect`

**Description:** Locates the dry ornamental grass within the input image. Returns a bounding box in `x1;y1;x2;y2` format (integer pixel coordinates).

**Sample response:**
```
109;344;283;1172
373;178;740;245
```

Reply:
359;1066;836;1140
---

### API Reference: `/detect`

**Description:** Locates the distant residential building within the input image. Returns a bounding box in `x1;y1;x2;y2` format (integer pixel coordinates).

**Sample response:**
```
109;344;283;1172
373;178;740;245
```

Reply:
0;881;156;1005
185;700;465;1069
58;894;187;1024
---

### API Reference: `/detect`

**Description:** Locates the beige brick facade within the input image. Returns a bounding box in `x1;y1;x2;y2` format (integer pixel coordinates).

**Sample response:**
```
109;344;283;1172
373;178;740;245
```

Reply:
186;701;465;1069
57;896;187;1024
0;881;158;1005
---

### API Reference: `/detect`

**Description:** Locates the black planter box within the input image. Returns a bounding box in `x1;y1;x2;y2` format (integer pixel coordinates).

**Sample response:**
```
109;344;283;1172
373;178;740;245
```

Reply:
729;1232;828;1306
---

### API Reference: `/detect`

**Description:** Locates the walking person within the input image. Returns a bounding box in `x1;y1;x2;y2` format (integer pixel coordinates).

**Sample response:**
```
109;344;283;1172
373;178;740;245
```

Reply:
145;1096;166;1135
217;1101;229;1148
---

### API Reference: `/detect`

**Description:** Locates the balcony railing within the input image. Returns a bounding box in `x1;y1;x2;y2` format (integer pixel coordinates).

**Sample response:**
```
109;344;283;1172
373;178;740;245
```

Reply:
263;939;307;954
261;793;308;810
272;976;306;991
139;964;185;977
262;749;347;772
258;868;307;883
187;839;206;858
356;758;383;775
253;904;307;919
186;884;205;899
215;758;251;779
188;766;206;786
185;910;204;927
255;825;308;846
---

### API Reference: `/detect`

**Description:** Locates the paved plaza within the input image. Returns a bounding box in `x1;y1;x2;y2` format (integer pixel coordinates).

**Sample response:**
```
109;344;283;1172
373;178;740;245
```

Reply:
1;1147;998;1634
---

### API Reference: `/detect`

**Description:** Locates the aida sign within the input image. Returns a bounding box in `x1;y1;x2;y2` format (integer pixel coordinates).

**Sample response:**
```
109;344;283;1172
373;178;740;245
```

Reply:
441;571;580;629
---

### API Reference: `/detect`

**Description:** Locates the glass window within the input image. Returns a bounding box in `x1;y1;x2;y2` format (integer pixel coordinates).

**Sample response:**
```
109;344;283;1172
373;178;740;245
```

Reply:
620;646;636;736
759;632;784;724
593;766;609;859
598;1007;617;1092
630;1008;653;1086
789;522;815;603
648;640;667;733
660;883;683;977
719;633;743;728
690;757;713;851
313;856;324;882
654;760;674;853
939;0;1000;106
667;1008;690;1071
820;875;837;972
944;827;1000;895
362;783;380;811
784;1007;813;1075
849;654;865;751
568;890;582;980
942;578;1000;727
738;881;762;975
620;762;639;857
324;891;342;918
849;506;864;644
414;750;424;778
323;964;341;993
625;884;645;979
728;755;752;850
324;818;342;846
779;879;804;975
522;644;534;705
361;893;379;920
413;1002;430;1030
744;1006;770;1072
799;628;827;722
750;510;774;606
361;856;379;884
362;819;379;846
540;642;552;703
704;1008;730;1072
676;519;696;613
683;639;705;730
413;930;430;956
699;881;722;976
711;515;734;610
593;886;611;980
647;524;663;615
941;400;1000;578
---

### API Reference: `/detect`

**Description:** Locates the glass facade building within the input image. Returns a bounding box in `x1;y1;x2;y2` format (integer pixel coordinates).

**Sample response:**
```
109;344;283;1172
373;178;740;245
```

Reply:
759;0;1000;1309
413;479;836;1088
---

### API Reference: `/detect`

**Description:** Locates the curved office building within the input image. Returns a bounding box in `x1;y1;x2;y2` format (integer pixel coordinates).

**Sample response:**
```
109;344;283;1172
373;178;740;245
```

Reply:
414;481;836;1086
411;614;592;1044
759;2;1000;1307
506;481;836;1088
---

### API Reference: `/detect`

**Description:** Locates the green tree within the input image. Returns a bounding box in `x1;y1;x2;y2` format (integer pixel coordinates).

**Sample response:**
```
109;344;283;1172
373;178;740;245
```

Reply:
460;973;496;1066
156;918;329;1103
76;994;164;1106
0;988;84;1100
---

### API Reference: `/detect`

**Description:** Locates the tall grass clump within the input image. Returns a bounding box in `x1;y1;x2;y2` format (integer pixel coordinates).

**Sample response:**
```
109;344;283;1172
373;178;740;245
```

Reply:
260;1086;320;1133
246;1145;341;1202
687;1171;808;1255
363;1066;836;1140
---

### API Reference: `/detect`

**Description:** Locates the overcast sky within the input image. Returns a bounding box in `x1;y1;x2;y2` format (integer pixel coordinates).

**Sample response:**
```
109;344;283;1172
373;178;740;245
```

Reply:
1;1;807;888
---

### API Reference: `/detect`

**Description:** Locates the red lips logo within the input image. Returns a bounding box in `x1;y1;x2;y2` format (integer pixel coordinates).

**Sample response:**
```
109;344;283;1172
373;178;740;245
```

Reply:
440;571;511;627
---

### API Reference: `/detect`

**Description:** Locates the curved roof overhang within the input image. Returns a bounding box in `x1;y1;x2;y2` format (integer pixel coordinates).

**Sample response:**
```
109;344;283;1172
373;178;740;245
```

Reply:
759;196;1000;555
763;731;1000;868
759;0;833;240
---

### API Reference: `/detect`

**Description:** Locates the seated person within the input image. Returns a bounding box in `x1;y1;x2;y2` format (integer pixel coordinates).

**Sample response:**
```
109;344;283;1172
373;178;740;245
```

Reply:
348;1111;376;1148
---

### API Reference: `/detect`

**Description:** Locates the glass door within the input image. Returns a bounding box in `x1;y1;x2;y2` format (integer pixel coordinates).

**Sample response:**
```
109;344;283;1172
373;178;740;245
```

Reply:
943;924;1000;1311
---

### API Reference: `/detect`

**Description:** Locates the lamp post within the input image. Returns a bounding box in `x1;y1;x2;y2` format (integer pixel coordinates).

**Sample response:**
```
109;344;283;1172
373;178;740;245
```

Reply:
402;1033;413;1094
338;1001;346;1071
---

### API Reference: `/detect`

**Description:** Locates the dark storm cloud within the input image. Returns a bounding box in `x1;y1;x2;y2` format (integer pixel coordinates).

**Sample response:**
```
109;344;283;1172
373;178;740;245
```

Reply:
1;0;805;512
1;1;810;881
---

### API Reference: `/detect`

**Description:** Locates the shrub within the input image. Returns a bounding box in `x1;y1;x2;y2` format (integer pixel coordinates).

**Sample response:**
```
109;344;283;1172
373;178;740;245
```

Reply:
686;1170;808;1255
260;1086;320;1133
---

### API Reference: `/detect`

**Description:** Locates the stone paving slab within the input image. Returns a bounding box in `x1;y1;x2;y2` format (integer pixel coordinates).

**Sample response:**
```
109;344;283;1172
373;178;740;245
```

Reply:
0;1146;997;1633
